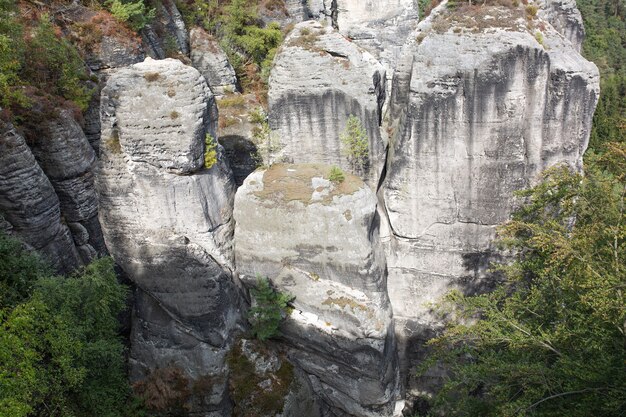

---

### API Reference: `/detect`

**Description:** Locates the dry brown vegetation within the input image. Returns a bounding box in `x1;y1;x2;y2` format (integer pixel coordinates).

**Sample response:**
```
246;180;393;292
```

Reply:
254;164;363;206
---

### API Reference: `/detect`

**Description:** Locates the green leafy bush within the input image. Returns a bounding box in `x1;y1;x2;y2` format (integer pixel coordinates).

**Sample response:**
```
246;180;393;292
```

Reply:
0;0;26;108
328;166;345;183
0;231;49;310
248;277;293;341
418;143;626;417
204;134;218;169
340;115;369;175
577;0;626;150
107;0;155;32
0;231;135;417
22;16;94;112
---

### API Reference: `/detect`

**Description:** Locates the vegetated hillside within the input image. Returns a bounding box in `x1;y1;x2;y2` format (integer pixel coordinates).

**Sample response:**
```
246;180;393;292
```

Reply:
577;0;626;148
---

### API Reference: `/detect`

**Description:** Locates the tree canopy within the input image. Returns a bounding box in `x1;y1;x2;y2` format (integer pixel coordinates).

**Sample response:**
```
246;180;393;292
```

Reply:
419;144;626;416
0;232;136;417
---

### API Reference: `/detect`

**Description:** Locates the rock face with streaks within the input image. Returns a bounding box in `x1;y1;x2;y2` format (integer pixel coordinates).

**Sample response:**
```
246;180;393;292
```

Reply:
539;0;585;51
96;58;243;415
190;27;238;96
234;164;400;417
0;118;82;273
268;21;387;185
380;1;599;393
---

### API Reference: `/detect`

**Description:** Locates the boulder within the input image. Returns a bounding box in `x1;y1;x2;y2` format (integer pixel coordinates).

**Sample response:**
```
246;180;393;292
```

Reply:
190;27;238;96
96;57;243;414
381;0;599;393
268;21;387;186
0;119;82;273
234;164;401;417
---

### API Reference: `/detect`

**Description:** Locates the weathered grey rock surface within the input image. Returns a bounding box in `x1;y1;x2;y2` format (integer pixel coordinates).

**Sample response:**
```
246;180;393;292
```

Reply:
268;22;387;185
26;109;105;262
96;58;243;415
142;0;190;58
0;119;82;273
381;1;599;394
284;0;328;21
190;27;238;96
539;0;585;51
234;164;401;417
333;0;419;69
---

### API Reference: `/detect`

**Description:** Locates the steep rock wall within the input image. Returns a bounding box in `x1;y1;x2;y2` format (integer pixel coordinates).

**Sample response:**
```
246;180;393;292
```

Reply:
0;118;82;273
96;58;243;415
26;109;105;262
269;21;387;186
539;0;585;51
234;164;401;417
382;2;599;393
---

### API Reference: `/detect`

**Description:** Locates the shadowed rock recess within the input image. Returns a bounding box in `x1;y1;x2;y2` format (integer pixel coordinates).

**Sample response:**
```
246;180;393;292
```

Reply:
8;0;598;414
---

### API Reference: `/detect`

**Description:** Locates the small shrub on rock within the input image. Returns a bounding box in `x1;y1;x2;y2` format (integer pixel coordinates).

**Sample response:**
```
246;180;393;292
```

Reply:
340;115;369;175
248;277;293;341
204;134;218;169
328;166;345;183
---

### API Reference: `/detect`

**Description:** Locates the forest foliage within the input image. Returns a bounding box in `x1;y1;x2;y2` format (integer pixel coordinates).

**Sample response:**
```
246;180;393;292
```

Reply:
0;0;93;117
418;144;626;416
578;0;626;149
0;232;136;417
175;0;284;96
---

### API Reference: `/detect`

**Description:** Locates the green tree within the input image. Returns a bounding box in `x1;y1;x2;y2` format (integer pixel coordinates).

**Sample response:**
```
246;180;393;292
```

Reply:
419;143;626;417
0;231;49;310
576;0;626;150
340;115;369;175
0;236;133;417
106;0;156;32
248;277;293;341
0;0;26;108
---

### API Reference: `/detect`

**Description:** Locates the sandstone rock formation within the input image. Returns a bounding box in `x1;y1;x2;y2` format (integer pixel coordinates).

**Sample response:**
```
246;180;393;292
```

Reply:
143;0;190;58
234;164;401;417
268;21;387;185
96;58;243;415
539;0;585;51
190;27;239;96
380;0;599;393
25;109;105;262
0;118;82;273
228;338;322;417
333;0;419;68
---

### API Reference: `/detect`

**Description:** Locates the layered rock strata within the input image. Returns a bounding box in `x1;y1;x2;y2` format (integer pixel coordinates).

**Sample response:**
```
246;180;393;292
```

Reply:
0;118;82;273
96;58;243;415
26;109;105;262
234;164;401;417
381;1;599;392
268;21;387;186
